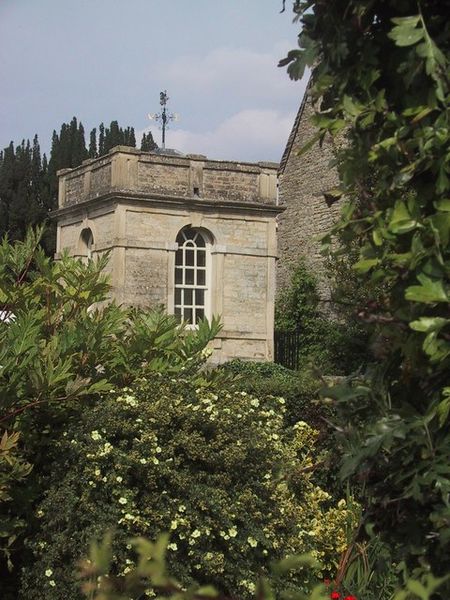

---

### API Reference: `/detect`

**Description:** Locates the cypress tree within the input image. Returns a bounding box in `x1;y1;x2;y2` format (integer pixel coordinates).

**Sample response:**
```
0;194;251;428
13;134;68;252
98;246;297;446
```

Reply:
89;128;97;158
98;123;105;156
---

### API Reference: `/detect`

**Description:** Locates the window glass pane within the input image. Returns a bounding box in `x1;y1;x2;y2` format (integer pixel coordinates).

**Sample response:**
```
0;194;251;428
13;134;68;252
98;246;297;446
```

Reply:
185;249;194;266
197;269;205;286
196;234;206;248
175;288;181;305
185;269;194;284
195;289;204;306
175;268;182;284
175;306;182;321
184;308;193;324
184;288;193;305
176;232;184;244
197;250;206;267
196;308;204;322
175;249;183;265
184;229;196;240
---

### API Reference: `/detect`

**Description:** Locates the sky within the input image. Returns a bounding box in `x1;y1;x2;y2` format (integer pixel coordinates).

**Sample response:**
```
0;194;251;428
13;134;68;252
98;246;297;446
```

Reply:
0;0;307;163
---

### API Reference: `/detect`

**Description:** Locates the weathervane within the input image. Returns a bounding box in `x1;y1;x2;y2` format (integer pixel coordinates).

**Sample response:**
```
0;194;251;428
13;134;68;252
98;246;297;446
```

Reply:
148;90;178;150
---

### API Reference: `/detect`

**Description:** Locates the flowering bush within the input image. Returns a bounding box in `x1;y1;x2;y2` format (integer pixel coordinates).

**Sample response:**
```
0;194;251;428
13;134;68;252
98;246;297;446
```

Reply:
21;376;359;599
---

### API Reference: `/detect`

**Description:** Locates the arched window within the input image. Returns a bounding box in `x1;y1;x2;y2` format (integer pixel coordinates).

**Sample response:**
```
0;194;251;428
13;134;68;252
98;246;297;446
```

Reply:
80;228;94;260
174;228;210;324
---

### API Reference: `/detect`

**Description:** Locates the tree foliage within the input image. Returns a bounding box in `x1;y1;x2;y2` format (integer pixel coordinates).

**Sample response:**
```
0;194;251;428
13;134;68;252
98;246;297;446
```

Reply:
0;228;219;597
0;117;153;255
281;0;450;584
20;378;358;600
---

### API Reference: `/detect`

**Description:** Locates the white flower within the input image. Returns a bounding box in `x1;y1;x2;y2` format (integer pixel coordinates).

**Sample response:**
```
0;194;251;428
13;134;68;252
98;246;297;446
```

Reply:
152;457;159;465
178;504;186;512
45;569;53;577
170;520;178;530
191;529;201;538
168;542;178;551
116;476;123;483
140;458;147;464
247;536;258;547
118;497;127;505
91;430;101;441
94;469;101;476
228;526;237;538
155;446;162;453
49;580;56;587
250;398;260;407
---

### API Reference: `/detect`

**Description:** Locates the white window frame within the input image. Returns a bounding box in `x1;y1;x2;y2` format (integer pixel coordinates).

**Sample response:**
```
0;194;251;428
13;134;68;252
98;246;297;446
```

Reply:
174;228;212;326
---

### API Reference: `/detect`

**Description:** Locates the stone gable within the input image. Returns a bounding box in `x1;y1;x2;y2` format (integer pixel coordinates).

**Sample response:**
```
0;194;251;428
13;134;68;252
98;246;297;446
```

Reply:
277;87;342;306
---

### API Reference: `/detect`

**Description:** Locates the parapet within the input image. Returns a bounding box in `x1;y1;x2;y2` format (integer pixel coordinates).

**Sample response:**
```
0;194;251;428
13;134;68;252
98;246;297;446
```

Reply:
57;146;279;209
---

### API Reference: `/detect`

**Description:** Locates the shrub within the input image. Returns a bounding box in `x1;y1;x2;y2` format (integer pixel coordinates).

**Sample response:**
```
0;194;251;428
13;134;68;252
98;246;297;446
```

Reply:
21;375;359;600
220;360;322;428
282;0;450;589
275;259;369;375
0;227;220;595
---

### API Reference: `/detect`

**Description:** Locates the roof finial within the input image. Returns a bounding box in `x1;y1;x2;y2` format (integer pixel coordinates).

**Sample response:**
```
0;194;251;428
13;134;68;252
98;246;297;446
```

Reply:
148;90;178;150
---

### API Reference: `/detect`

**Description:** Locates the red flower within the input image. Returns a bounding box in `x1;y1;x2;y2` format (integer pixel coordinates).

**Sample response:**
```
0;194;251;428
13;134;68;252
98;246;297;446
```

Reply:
343;596;357;600
330;593;340;599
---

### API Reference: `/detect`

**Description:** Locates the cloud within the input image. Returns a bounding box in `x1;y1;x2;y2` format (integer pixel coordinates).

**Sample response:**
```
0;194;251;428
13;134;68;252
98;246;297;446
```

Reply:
137;107;297;163
137;42;307;162
151;42;303;117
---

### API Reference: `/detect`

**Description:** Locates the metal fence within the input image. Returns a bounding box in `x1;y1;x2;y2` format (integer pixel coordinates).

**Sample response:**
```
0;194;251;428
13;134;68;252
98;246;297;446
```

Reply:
274;329;301;371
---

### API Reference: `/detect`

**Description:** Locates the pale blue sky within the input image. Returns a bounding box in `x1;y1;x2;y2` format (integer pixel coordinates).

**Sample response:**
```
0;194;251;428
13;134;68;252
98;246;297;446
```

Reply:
0;0;307;162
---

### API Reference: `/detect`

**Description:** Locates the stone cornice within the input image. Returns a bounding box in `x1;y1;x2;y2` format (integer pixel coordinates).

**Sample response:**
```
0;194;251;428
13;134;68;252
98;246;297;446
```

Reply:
51;190;285;219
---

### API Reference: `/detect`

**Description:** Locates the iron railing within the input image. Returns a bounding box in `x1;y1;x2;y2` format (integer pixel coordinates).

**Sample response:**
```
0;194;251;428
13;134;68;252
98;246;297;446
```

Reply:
274;329;300;370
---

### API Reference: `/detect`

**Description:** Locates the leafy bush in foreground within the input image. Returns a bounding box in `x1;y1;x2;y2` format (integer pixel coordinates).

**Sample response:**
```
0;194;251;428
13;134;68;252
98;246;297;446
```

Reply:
282;0;450;591
220;360;322;427
0;227;220;596
275;259;369;375
21;376;359;600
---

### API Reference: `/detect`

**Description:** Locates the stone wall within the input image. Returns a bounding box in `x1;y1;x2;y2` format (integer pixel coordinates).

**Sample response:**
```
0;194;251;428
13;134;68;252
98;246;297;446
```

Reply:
54;148;280;363
277;90;342;305
58;147;278;208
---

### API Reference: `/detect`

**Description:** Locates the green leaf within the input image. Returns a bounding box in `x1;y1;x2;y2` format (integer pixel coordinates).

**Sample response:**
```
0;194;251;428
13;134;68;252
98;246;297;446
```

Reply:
353;258;380;273
297;131;322;157
272;553;321;575
389;16;424;47
389;201;418;234
405;275;448;304
196;586;219;598
406;578;429;599
409;317;449;333
437;388;450;427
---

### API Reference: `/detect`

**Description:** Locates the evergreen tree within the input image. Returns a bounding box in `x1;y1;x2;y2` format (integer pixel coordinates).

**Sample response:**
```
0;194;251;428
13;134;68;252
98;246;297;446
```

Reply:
89;128;97;158
1;117;148;254
98;123;105;156
141;131;157;152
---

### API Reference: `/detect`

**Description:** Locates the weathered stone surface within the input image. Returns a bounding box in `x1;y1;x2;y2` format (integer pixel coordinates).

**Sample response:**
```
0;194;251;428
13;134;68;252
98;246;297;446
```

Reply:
277;89;342;306
54;147;280;363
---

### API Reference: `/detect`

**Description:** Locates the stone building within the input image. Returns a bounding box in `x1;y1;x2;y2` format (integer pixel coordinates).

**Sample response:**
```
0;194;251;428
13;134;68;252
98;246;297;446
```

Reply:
53;146;280;363
277;87;341;305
